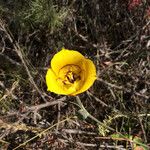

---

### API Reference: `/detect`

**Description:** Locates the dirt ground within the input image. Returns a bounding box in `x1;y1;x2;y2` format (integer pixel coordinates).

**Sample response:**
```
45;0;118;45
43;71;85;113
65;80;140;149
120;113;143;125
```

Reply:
0;0;150;150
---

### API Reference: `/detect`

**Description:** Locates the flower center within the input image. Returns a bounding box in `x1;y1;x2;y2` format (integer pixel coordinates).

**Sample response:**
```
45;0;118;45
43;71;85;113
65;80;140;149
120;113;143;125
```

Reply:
65;71;81;83
57;64;84;92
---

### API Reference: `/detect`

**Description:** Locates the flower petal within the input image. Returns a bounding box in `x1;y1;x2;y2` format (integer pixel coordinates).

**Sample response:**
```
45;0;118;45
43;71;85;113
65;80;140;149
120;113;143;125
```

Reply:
71;59;97;95
51;48;85;74
46;69;68;95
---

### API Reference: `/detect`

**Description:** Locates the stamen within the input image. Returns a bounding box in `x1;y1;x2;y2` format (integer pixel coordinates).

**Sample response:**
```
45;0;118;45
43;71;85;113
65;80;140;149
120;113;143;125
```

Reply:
66;72;81;84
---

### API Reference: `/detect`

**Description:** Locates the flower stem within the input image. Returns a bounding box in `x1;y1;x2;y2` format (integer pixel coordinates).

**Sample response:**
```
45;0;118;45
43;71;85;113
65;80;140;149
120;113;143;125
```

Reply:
76;96;115;131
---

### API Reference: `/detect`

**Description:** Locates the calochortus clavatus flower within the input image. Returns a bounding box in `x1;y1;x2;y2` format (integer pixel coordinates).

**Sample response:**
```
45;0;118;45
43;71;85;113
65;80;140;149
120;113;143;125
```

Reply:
46;48;97;96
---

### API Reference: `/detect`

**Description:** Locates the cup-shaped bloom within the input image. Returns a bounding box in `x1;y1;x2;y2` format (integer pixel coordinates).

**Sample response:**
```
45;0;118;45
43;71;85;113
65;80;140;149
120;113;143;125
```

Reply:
46;48;96;96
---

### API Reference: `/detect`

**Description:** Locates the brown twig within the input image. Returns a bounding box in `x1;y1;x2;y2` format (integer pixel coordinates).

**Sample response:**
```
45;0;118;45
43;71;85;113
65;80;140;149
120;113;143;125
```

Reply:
86;91;109;107
61;129;97;135
27;96;67;112
58;138;126;149
0;19;49;102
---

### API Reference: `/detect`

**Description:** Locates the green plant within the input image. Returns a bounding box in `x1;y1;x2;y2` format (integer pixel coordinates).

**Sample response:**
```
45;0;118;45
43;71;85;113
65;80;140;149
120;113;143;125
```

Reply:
21;0;68;32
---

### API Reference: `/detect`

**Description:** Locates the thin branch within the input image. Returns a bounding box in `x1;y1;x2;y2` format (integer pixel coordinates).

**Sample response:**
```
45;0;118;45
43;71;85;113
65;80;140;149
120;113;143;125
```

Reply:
0;19;49;102
97;78;149;99
27;96;67;112
86;91;109;107
97;78;123;90
0;53;22;66
58;138;126;149
61;129;97;135
138;116;147;143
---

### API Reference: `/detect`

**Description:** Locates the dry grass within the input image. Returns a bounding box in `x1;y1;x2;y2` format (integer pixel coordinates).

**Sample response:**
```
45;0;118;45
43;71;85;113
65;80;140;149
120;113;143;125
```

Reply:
0;0;150;149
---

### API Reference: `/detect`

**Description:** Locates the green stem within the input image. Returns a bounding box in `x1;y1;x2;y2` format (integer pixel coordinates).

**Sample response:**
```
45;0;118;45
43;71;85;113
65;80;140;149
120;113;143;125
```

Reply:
76;96;115;131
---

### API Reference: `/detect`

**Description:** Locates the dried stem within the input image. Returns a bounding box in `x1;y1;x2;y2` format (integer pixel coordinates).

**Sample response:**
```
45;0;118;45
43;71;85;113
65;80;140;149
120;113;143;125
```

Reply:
0;19;49;102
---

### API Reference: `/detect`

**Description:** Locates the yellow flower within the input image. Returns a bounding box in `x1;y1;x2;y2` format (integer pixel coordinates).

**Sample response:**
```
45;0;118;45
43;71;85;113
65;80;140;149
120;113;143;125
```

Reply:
46;48;96;96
